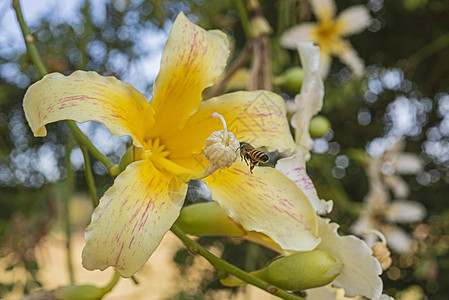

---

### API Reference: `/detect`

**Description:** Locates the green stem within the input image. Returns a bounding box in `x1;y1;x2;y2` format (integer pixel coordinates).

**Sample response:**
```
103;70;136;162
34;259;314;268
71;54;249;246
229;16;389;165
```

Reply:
65;122;117;176
64;139;76;284
79;143;99;207
13;0;118;176
405;31;449;76
170;225;304;300
12;0;47;78
99;271;120;295
234;0;250;38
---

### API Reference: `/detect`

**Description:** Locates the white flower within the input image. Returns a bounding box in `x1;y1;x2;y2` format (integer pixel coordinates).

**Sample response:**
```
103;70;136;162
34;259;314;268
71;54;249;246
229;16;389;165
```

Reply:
351;168;426;254
280;0;370;78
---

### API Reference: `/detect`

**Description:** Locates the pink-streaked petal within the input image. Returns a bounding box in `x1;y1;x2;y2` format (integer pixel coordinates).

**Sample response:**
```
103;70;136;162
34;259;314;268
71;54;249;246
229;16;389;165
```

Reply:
316;217;383;299
149;12;230;138
23;71;154;148
280;23;316;49
276;153;333;215
163;90;296;159
293;42;324;150
310;0;336;22
205;160;321;252
385;200;426;223
335;5;371;36
82;158;187;277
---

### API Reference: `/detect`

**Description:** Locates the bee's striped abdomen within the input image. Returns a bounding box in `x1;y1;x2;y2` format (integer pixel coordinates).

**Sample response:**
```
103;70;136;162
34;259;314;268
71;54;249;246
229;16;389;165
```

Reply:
250;150;269;163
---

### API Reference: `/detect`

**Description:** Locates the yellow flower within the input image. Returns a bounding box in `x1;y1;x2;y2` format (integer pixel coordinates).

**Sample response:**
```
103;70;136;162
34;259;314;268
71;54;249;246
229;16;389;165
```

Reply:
280;0;371;77
23;13;320;277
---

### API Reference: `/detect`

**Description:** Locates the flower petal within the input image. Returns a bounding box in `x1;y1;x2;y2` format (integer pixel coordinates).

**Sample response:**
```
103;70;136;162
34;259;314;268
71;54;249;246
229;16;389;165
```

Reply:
335;5;371;36
276;153;333;215
383;224;413;254
149;12;230;138
383;175;409;198
293;42;324;150
280;23;316;50
23;71;154;148
163;90;296;159
82;158;187;277
332;40;365;77
306;285;337;300
385;200;426;223
319;50;332;78
392;153;423;174
316;217;383;299
205;160;321;251
310;0;336;22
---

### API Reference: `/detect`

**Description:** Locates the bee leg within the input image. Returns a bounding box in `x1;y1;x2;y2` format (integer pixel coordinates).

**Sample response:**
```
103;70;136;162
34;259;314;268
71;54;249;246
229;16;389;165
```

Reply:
249;161;258;174
243;155;249;166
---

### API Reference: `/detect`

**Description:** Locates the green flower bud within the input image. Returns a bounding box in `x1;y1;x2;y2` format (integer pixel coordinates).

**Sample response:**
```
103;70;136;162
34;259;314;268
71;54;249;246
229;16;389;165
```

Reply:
221;250;341;291
273;67;304;91
175;202;246;237
55;284;105;300
309;115;331;138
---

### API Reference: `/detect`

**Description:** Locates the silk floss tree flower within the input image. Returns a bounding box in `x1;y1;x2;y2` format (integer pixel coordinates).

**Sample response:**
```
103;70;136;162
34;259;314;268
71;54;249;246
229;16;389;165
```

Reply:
23;13;321;277
280;0;371;78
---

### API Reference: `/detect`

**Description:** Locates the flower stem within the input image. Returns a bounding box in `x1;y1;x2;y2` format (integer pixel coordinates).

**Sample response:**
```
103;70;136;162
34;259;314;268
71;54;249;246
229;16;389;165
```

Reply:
79;143;99;207
233;0;250;38
404;31;449;76
12;0;118;175
99;271;121;295
67;121;117;176
12;0;47;78
64;138;76;284
170;225;305;300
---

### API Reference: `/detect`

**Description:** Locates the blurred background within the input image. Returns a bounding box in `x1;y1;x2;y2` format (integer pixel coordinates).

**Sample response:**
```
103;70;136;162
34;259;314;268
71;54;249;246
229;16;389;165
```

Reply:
1;0;449;299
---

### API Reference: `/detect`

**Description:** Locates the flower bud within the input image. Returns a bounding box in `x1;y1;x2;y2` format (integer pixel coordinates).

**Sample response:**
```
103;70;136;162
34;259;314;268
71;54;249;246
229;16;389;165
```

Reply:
221;250;341;291
372;242;392;271
273;67;304;91
55;284;104;300
309;115;331;138
175;202;246;237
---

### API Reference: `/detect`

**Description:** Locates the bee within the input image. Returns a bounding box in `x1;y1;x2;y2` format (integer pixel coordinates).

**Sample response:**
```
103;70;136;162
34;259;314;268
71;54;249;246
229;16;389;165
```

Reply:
237;142;270;174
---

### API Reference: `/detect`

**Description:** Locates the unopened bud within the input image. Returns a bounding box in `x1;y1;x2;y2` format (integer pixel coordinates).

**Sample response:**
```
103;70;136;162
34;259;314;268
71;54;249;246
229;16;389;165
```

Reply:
372;242;392;271
221;250;341;291
309;115;331;138
273;67;304;91
55;284;104;300
175;202;246;237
